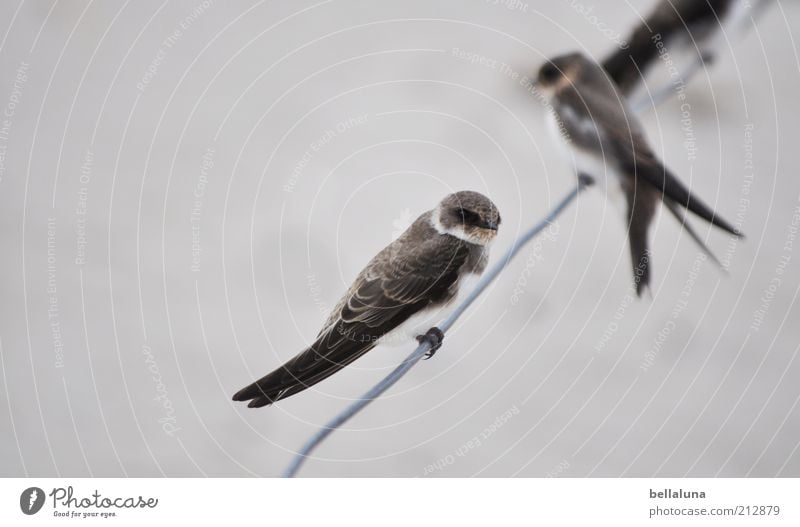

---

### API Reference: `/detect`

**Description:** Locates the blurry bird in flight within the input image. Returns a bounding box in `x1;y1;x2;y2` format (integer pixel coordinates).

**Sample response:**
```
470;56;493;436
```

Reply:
233;191;501;408
534;52;742;295
603;0;773;105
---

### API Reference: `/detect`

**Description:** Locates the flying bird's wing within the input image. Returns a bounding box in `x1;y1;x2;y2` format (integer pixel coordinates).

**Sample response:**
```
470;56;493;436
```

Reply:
565;82;742;238
662;199;726;268
610;136;741;237
233;233;471;407
554;77;740;286
602;0;731;95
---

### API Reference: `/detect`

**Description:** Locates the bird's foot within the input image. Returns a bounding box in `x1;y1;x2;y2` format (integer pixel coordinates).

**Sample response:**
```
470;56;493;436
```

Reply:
417;327;444;360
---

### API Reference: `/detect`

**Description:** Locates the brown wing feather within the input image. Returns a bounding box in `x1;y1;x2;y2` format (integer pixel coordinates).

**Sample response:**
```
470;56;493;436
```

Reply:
602;0;733;94
233;228;473;407
558;76;741;237
609;137;741;237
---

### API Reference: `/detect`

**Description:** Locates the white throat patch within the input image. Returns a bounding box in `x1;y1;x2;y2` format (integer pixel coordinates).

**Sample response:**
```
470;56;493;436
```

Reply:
430;208;493;246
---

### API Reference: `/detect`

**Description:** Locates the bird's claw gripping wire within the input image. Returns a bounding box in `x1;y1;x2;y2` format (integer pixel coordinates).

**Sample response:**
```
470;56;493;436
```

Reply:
417;327;444;359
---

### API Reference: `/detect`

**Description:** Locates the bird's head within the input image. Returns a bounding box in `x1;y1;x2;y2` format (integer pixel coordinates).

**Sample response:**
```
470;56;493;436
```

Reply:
533;52;589;94
433;191;501;246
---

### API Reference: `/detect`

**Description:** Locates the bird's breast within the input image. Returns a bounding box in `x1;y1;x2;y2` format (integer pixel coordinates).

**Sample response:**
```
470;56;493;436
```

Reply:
377;270;483;348
548;111;629;214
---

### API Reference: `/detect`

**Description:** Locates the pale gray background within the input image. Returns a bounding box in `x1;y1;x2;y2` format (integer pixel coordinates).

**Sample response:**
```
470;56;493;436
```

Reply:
1;0;799;477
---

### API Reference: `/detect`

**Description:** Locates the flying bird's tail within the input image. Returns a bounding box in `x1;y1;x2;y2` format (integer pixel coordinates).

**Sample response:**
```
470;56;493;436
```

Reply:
630;160;742;238
619;155;739;295
662;199;727;269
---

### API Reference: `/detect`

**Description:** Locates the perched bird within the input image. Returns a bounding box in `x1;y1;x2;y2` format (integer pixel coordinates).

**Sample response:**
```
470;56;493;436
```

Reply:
534;52;741;295
603;0;772;100
233;191;501;407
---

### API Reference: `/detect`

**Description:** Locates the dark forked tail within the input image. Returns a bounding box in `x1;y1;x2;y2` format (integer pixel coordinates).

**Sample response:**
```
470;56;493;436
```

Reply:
233;327;375;408
624;155;743;238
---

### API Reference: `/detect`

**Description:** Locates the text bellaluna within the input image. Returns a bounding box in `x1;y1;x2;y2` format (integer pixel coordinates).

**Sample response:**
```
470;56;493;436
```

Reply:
650;488;706;499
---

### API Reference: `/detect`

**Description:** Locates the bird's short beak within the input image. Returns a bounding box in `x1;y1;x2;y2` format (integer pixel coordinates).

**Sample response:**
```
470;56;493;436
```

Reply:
481;220;499;232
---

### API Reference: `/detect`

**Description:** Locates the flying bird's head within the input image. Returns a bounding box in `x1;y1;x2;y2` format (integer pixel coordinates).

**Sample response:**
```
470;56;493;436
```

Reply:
433;191;501;246
534;52;593;95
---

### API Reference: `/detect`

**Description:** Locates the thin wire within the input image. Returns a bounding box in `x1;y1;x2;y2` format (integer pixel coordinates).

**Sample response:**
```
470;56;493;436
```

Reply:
283;177;592;477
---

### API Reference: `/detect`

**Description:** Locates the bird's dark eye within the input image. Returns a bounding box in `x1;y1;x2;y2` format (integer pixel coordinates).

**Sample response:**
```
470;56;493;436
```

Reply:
458;208;481;225
539;62;560;82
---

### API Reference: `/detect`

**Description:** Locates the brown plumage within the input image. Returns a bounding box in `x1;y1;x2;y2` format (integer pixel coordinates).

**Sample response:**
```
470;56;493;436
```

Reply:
535;52;741;295
233;191;500;407
603;0;773;99
603;0;736;95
